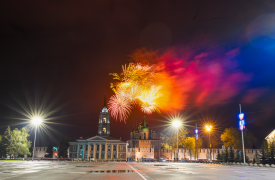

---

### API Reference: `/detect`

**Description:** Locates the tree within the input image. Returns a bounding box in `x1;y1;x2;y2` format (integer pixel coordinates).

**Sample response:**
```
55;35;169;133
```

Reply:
223;148;229;162
262;140;269;157
194;138;203;159
183;137;203;160
2;126;12;157
221;150;224;162
45;142;53;158
45;142;56;158
184;137;195;160
216;149;222;161
229;146;235;162
0;135;6;157
254;150;260;163
260;144;267;164
235;151;241;162
2;126;31;158
221;127;256;150
160;128;189;151
58;137;69;158
269;143;275;164
210;139;219;160
7;127;32;157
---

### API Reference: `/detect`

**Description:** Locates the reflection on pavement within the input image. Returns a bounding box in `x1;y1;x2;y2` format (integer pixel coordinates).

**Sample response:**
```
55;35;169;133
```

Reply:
90;170;135;173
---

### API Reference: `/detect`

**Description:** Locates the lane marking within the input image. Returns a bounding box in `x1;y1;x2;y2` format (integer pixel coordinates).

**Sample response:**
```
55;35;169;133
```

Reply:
127;163;147;180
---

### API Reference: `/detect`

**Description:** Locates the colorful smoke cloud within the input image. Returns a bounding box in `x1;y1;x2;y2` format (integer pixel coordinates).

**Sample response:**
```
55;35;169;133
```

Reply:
129;46;253;110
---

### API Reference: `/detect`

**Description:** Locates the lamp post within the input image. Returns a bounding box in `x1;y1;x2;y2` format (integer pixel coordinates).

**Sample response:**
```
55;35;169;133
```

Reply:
32;117;42;161
206;125;212;161
239;104;246;164
195;124;199;161
172;120;181;162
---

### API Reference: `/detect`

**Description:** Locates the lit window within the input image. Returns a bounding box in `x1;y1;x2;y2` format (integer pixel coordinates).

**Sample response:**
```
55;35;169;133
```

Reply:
103;118;107;123
103;128;106;134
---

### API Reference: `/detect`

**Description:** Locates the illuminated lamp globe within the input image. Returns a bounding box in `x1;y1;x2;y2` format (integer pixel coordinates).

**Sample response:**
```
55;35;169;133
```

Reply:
206;125;212;132
32;117;42;125
172;120;181;127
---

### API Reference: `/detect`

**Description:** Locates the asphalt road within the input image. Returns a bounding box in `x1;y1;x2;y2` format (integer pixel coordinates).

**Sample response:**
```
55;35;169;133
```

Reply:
0;161;274;180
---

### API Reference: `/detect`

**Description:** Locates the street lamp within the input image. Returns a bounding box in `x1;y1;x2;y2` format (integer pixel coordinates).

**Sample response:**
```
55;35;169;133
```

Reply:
195;124;199;161
172;120;181;162
239;104;246;164
206;125;212;161
32;117;42;161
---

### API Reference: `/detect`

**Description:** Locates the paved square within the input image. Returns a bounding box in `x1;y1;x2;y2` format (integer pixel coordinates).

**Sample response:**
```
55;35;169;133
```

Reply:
0;161;274;180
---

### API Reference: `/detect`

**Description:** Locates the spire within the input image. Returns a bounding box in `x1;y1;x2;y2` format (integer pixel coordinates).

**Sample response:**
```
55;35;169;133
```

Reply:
143;115;147;128
104;92;106;107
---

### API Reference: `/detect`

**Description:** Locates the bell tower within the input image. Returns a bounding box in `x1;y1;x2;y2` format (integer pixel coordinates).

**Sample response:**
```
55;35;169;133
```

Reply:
98;93;111;137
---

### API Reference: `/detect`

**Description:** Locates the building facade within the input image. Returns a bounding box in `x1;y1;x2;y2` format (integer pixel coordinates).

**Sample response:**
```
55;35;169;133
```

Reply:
69;95;127;161
156;148;261;161
127;116;161;160
265;129;275;144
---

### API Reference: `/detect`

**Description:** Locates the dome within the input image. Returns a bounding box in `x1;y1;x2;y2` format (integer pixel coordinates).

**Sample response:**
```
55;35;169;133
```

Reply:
102;107;108;113
140;127;149;132
140;115;149;132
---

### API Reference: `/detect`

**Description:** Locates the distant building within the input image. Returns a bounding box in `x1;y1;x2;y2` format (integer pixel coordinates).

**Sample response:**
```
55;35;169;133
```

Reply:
127;116;161;160
33;147;59;158
33;147;47;158
69;94;127;160
265;129;275;144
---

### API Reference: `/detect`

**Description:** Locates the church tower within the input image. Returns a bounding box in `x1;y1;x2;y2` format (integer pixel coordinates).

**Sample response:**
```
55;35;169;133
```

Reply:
140;116;149;140
98;93;111;137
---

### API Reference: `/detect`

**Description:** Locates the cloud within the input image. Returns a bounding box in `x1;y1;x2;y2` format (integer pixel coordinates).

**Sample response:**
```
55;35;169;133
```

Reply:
242;88;268;104
130;45;253;110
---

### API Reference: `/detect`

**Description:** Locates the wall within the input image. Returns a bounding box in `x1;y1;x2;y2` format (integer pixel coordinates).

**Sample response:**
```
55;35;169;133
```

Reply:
159;148;261;161
127;148;262;161
33;147;47;158
128;148;154;160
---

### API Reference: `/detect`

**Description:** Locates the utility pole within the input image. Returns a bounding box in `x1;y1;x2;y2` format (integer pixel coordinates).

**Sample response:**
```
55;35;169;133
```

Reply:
177;126;179;162
239;104;246;164
209;131;211;161
195;123;198;161
32;124;37;161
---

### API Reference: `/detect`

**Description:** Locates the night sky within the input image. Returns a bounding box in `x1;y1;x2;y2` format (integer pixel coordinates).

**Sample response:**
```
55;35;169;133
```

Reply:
1;0;275;148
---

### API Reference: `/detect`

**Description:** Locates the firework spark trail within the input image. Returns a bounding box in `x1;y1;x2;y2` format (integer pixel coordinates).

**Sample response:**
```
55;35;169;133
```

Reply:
108;93;132;121
109;63;165;122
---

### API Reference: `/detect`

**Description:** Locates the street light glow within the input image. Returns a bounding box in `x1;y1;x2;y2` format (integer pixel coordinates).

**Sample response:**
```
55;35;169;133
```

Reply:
206;125;212;131
172;120;181;127
239;113;244;120
32;117;42;125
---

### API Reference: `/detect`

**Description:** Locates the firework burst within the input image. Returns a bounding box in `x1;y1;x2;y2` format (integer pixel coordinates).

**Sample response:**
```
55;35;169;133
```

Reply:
108;93;132;121
109;63;166;122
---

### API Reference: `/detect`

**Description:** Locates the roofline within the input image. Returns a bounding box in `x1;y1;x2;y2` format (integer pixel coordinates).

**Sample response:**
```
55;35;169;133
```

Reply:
265;129;275;139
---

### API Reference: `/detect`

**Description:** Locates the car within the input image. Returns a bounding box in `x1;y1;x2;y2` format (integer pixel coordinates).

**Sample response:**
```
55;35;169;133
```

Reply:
142;158;156;162
159;158;168;162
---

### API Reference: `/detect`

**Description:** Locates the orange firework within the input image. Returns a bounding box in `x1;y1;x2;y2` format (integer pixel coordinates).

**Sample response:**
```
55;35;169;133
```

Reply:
108;63;165;122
